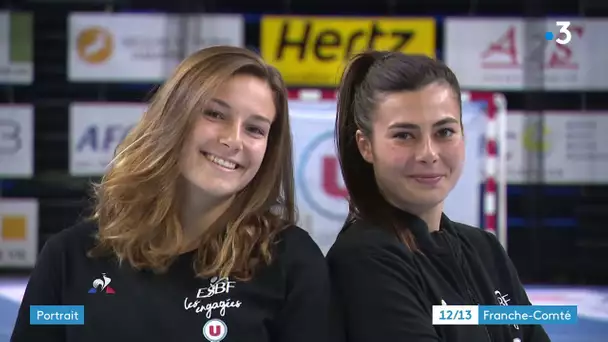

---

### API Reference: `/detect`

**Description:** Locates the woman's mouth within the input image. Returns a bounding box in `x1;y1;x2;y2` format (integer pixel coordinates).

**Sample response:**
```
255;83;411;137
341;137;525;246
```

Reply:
410;175;443;185
201;152;240;170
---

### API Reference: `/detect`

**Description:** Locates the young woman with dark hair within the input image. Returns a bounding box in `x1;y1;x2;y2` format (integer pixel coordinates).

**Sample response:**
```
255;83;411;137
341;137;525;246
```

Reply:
327;50;550;342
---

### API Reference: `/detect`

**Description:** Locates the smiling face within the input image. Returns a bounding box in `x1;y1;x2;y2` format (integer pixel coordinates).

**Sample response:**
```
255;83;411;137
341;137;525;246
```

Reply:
179;74;277;200
356;82;464;213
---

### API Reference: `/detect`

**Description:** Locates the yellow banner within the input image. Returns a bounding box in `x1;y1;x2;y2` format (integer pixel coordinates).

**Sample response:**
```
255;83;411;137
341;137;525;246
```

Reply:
261;16;436;87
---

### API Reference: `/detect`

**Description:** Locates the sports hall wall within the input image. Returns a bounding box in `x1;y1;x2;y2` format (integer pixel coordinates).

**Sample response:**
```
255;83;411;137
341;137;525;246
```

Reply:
1;0;607;286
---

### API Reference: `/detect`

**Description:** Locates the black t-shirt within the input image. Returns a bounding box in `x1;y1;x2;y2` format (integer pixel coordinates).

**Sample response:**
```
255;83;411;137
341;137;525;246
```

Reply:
11;221;331;342
327;213;551;342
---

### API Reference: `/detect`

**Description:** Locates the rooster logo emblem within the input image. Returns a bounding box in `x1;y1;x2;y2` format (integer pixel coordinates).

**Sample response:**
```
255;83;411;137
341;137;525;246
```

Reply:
88;273;116;294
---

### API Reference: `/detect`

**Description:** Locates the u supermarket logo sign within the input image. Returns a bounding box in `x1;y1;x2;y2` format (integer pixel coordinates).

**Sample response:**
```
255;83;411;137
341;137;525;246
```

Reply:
297;130;349;221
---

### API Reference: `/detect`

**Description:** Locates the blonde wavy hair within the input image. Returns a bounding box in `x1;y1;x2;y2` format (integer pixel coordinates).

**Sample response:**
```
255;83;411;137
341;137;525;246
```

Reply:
89;46;296;281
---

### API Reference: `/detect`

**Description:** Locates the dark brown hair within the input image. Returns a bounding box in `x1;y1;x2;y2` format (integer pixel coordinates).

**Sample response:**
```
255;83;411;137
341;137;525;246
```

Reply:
90;46;295;280
335;51;462;251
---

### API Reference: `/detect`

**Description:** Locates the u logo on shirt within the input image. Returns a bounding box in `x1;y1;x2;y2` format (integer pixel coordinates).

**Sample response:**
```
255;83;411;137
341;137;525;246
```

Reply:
203;318;228;342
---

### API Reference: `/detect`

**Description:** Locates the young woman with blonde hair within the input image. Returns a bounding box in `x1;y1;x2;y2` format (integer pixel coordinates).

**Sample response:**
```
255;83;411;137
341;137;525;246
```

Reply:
12;45;331;342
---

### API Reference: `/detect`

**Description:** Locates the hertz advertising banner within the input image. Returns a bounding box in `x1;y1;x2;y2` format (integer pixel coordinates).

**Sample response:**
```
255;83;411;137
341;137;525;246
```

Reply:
261;16;436;87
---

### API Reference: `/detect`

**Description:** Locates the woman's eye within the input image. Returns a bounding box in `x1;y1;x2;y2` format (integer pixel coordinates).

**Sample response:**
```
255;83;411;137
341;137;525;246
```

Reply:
394;132;413;140
247;126;266;136
438;128;455;137
203;110;224;119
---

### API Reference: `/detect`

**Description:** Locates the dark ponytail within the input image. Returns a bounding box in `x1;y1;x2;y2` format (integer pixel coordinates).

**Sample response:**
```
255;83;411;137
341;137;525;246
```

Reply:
334;51;403;240
335;52;380;230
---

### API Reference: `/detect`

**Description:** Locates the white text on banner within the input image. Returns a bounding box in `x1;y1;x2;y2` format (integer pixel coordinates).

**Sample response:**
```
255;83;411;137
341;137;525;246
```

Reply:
69;103;146;176
0;199;38;267
0;104;34;177
68;13;244;82
444;18;608;90
433;305;578;325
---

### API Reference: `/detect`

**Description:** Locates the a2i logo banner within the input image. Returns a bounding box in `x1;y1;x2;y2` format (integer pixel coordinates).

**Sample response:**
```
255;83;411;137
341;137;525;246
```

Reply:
69;103;146;176
444;18;608;90
261;16;436;87
0;104;34;177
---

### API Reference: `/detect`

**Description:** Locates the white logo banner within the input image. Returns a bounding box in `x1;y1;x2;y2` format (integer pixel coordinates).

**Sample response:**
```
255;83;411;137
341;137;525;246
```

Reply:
507;111;608;184
444;18;608;90
69;103;146;176
68;13;244;82
0;105;34;177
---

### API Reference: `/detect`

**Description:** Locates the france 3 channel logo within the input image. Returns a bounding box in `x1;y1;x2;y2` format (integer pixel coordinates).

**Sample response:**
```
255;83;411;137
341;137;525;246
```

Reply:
545;21;574;45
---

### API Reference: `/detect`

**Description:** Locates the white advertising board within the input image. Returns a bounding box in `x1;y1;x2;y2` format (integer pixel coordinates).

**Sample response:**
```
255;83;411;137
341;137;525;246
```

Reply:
69;103;146;176
445;18;608;90
506;111;608;184
68;13;244;82
0;104;34;177
0;199;38;268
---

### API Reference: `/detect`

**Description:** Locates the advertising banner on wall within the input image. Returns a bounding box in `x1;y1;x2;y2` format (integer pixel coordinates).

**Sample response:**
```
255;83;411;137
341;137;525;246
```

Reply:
0;104;34;177
68;13;244;82
261;16;436;87
290;99;486;254
69;103;146;176
506;111;608;184
444;18;608;90
0;11;33;85
0;199;38;268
